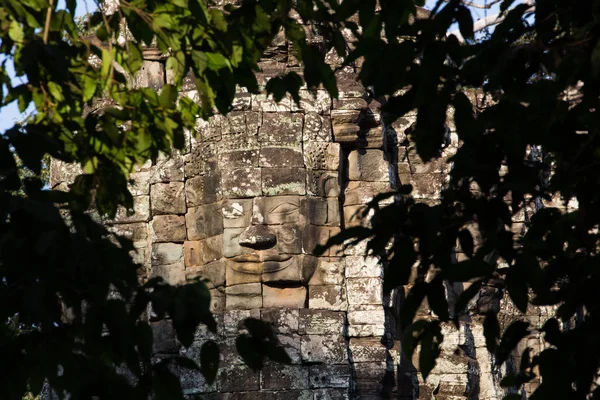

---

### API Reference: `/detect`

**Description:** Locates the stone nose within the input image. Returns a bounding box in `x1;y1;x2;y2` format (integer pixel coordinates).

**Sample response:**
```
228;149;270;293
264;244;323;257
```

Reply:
238;225;277;249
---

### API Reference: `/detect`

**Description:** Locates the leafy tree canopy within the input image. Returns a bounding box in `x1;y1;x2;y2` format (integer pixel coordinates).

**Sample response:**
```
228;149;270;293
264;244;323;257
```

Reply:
1;0;600;398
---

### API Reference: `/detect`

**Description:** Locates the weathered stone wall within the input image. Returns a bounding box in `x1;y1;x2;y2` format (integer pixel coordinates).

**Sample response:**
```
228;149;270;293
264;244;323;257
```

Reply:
50;17;557;400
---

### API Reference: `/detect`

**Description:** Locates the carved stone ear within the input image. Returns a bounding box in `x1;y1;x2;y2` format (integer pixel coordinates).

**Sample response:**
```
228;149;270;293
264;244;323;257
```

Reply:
238;225;277;248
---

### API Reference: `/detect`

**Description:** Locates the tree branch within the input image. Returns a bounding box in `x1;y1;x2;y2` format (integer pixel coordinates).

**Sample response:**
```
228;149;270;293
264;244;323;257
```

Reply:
43;0;55;44
449;0;535;43
444;0;503;9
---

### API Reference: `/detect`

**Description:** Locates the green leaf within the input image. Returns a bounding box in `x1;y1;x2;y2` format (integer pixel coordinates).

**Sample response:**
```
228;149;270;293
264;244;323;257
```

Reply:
500;0;517;14
125;41;143;77
483;312;500;353
506;267;528;313
456;5;474;40
427;277;450;321
441;259;494;282
159;85;178;109
453;280;483;316
206;52;230;72
200;341;220;384
209;8;227;32
8;20;24;42
419;323;442;380
82;74;97;102
66;0;76;15
458;229;474;258
495;321;530;366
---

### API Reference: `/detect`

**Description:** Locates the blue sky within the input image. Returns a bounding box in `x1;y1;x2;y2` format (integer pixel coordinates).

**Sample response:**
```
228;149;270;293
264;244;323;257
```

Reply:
0;0;96;132
0;0;503;134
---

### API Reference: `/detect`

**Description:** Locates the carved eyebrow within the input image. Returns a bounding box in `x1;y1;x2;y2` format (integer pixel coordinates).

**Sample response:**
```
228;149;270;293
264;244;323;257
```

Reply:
268;202;300;215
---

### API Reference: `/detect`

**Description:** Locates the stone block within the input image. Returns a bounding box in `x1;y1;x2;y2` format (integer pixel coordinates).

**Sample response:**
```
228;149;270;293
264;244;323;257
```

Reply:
343;181;393;206
349;338;388;362
128;170;151;196
353;362;389;395
272;224;303;254
309;365;351;389
347;324;385;338
306;170;340;197
332;123;360;141
186;203;223;240
253;196;305;225
185;174;221;207
209;288;226;312
183;237;222;267
262;286;307;308
308;285;347;311
193;313;224;341
151;243;184;266
261;308;299;334
261;365;309;390
175;361;218;394
348;150;390;182
151;215;186;242
225;258;262;286
298;89;331;114
301;334;347;364
150;260;185;285
345;256;382;278
305;197;340;226
252;93;293;112
275;334;302;365
304;142;341;171
346;278;382;305
107;222;148;241
232;92;252;110
186;259;225;288
261;168;306;196
195;114;224;141
222;228;245;258
303;226;341;256
222;199;253;228
333;97;368;110
343;204;373;228
151;319;179;354
184;142;218;178
113;195;150;223
347;305;386;328
224;309;261;336
49;158;82;188
262;256;307;285
331;109;361;125
259;112;303;144
150;155;185;183
303;113;332;142
313;389;350;400
308;258;345;285
221;167;262;197
218;364;260;392
219;148;260;168
135;60;164;90
298;309;345;335
259;146;304;168
151;182;186;215
226;283;263;310
398;172;444;199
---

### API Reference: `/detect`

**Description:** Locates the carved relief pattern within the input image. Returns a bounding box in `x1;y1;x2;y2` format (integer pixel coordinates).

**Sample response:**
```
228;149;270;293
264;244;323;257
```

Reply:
49;25;558;400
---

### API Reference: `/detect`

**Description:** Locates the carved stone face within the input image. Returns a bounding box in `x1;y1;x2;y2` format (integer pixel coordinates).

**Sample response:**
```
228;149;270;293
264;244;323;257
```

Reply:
183;109;341;309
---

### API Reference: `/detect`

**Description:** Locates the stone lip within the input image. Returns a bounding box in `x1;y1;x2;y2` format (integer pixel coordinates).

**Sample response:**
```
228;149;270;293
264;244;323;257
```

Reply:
229;255;297;275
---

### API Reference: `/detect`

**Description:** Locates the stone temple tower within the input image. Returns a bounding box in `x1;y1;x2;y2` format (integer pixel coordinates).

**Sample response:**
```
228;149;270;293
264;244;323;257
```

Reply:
50;5;555;399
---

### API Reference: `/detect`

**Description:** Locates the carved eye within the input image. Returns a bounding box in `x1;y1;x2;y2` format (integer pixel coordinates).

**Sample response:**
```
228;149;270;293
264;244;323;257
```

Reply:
268;202;300;216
